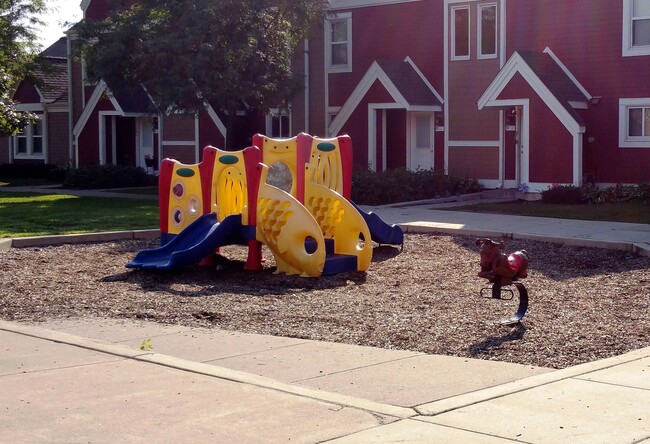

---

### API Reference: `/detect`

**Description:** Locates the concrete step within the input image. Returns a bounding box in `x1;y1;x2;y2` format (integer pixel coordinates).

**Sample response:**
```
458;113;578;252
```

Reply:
481;188;518;199
481;188;542;201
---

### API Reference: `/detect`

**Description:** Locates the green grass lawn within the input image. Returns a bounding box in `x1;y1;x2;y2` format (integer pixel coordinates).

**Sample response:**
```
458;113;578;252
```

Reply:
445;200;650;224
110;186;159;195
1;189;647;239
0;192;159;238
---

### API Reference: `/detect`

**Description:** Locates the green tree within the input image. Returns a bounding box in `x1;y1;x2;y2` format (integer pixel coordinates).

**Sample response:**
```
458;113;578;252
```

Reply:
0;0;47;135
77;0;326;124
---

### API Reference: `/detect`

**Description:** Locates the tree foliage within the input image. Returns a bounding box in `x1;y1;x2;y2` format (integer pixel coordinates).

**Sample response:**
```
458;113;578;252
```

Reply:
77;0;327;115
0;0;47;135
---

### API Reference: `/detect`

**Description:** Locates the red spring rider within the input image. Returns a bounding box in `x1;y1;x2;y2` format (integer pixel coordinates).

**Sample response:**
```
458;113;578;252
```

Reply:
476;238;530;325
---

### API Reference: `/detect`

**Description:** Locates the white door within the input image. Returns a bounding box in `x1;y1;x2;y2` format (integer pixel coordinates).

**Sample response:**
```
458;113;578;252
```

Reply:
137;118;154;169
409;112;434;170
514;105;529;188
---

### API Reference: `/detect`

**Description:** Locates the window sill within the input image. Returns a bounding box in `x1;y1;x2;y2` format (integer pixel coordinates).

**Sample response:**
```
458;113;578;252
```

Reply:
619;139;650;148
328;65;352;74
622;46;650;57
13;154;45;160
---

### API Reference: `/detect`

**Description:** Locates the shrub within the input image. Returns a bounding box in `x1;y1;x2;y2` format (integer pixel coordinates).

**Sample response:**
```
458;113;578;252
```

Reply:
580;183;604;204
546;183;650;205
351;167;482;205
0;163;60;179
63;164;150;189
541;184;583;204
605;183;643;203
634;183;650;202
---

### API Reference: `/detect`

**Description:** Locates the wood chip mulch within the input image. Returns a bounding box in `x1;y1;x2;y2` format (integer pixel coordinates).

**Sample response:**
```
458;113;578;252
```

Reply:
1;233;648;369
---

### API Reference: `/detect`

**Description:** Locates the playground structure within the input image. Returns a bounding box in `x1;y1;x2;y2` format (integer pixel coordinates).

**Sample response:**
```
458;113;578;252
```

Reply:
127;133;403;277
476;238;530;325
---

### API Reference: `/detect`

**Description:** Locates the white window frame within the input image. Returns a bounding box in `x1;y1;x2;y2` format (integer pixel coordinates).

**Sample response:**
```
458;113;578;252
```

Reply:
265;108;292;138
623;0;650;57
326;12;352;73
619;98;650;147
451;6;470;61
12;118;45;160
478;3;497;59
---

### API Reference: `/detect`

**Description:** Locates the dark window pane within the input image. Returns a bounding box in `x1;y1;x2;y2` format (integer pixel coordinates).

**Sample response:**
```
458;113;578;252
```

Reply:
629;108;643;136
33;137;43;154
454;9;469;57
16;137;27;154
280;116;290;138
481;6;496;55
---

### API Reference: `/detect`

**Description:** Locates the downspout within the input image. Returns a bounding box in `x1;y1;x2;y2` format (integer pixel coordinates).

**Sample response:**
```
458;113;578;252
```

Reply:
500;0;507;189
304;38;310;133
66;36;75;166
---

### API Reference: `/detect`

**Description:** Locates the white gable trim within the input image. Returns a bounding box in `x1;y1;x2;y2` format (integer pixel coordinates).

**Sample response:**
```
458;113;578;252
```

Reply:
329;60;441;136
329;61;401;136
204;102;227;143
404;56;444;104
542;47;591;103
478;53;585;187
73;80;108;137
477;52;584;134
32;85;47;104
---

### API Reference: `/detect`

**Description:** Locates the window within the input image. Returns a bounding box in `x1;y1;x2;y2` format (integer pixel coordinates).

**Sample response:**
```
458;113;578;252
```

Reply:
619;99;650;147
327;13;352;72
266;109;291;138
452;6;470;60
623;0;650;56
629;107;650;136
13;119;44;159
478;4;497;58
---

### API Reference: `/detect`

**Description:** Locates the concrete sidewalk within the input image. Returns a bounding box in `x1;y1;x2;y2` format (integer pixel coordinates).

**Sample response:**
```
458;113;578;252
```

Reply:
0;319;648;443
362;201;650;257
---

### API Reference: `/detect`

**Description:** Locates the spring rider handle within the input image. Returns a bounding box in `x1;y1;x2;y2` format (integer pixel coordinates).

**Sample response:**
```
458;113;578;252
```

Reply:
476;238;530;325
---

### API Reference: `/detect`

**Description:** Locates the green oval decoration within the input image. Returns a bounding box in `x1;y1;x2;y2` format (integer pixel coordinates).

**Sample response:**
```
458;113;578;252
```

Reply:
176;168;195;177
317;142;336;152
219;155;239;165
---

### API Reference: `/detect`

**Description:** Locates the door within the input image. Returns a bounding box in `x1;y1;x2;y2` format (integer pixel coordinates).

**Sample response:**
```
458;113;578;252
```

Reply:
409;112;434;170
137;118;154;170
514;105;529;188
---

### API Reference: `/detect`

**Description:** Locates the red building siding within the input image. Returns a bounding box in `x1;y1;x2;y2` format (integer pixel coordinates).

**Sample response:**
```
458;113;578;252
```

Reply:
447;1;501;142
329;1;443;109
14;81;41;103
47;112;70;165
505;0;650;184
449;146;498;179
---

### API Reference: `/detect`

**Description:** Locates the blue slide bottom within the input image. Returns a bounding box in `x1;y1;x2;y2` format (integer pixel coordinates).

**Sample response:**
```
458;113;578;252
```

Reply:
350;201;404;246
126;213;245;270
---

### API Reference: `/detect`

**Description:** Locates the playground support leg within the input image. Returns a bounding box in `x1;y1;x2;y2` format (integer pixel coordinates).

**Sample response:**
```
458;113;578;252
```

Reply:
244;240;263;271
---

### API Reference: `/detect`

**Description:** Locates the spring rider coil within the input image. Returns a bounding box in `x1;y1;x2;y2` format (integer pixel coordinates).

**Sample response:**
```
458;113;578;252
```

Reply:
476;238;530;325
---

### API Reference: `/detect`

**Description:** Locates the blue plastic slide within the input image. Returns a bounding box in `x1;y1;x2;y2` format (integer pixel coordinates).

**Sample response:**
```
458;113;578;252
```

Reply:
350;201;404;246
126;213;245;270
